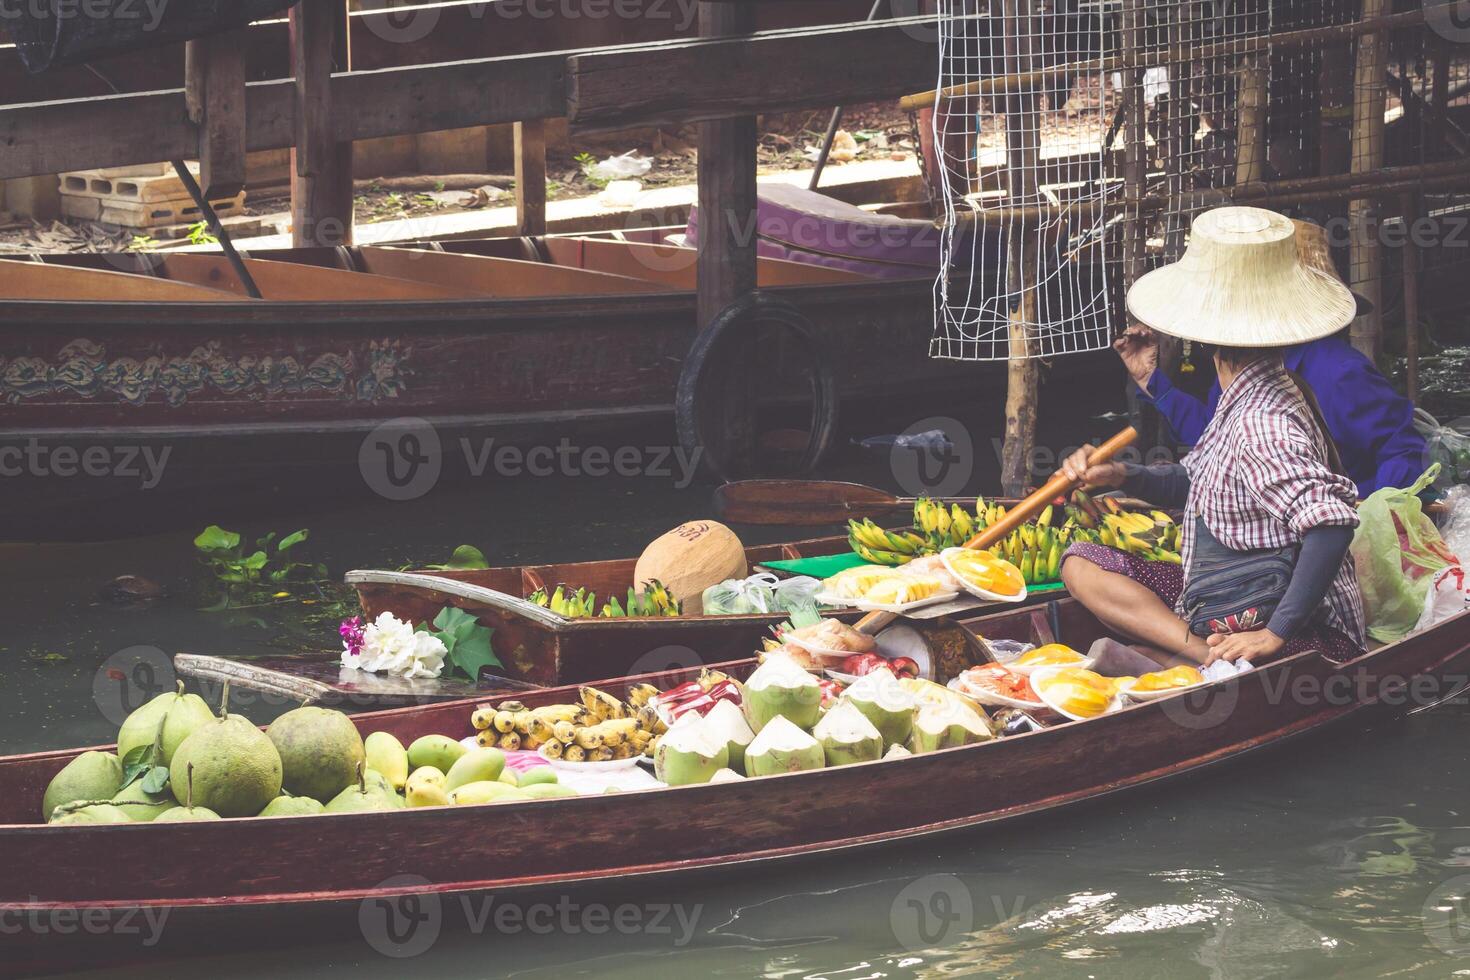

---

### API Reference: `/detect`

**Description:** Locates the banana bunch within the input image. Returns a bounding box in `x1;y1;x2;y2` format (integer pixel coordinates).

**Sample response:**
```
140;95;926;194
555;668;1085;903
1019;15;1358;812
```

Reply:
986;522;1065;586
973;496;1011;530
847;518;925;567
529;580;681;618
914;498;975;551
1100;511;1181;564
470;686;667;761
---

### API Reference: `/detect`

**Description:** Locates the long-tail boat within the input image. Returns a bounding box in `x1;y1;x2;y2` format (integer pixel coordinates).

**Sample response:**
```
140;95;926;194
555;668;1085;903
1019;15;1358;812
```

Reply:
6;598;1467;971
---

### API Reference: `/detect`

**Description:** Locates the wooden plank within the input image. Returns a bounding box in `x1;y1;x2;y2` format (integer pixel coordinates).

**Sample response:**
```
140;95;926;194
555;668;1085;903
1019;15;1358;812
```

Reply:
0;261;243;303
158;254;474;301
355;246;675;296
566;16;950;132
185;32;248;200
292;0;355;248
514;119;548;237
541;236;868;289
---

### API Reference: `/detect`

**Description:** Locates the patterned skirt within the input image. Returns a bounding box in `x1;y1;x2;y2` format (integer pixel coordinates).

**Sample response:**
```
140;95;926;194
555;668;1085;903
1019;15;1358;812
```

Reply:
1061;543;1361;663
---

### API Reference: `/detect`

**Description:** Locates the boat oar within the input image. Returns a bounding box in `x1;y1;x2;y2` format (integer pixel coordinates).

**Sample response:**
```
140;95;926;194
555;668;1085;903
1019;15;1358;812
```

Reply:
714;480;977;526
854;426;1139;635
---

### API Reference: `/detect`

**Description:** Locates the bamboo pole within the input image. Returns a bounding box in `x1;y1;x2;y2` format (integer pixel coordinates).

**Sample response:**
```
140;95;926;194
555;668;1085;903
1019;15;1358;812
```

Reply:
899;8;1429;113
1349;0;1388;361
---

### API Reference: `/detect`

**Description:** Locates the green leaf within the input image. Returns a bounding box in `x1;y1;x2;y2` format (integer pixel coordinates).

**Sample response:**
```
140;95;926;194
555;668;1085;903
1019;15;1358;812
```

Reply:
141;765;170;795
430;606;500;680
242;551;269;571
277;529;309;552
425;545;489;571
120;743;155;788
194;525;240;553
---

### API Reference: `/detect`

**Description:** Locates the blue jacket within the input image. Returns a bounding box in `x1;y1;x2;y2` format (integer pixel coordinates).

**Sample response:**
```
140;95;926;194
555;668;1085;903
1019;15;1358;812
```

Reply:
1139;337;1427;498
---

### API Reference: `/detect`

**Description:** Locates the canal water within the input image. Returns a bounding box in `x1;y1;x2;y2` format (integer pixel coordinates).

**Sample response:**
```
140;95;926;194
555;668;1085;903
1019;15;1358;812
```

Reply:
7;397;1470;978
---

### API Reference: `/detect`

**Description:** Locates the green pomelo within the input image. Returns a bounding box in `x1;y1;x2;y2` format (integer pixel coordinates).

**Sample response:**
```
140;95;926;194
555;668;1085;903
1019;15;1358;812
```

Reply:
744;716;826;777
42;752;122;822
117;685;215;767
812;701;884;767
364;732;410;791
266;707;365;804
742;655;822;732
407;735;467;775
653;712;728;786
153;805;221;822
111;780;176;821
170;712;283;818
50;804;131;825
325;775;399;813
516;767;558;788
448;781;530;805
843;667;917;747
259;796;326;817
445;747;506;791
704;699;755;773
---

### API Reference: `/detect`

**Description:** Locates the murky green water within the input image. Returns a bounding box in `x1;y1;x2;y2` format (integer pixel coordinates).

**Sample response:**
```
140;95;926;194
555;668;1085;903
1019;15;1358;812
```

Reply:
8;408;1470;979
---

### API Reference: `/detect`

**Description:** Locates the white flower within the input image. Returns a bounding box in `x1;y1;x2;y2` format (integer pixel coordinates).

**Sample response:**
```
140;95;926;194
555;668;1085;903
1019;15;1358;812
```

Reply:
344;612;447;680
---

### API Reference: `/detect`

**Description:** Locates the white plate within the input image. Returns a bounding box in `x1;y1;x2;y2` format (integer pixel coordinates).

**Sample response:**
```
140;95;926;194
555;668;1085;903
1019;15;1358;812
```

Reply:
1029;665;1124;722
946;674;1046;711
939;549;1030;604
782;632;874;664
816;590;959;615
1006;655;1095;678
1121;678;1211;702
538;743;645;773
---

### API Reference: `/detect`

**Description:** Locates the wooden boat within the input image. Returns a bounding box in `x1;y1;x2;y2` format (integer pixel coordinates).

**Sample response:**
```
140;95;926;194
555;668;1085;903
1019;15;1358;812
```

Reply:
6;599;1468;969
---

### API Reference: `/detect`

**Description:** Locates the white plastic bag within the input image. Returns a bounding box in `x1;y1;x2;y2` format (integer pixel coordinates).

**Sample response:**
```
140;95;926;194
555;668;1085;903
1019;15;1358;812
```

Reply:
1440;484;1470;565
590;151;652;180
1414;565;1470;633
1414;409;1470;489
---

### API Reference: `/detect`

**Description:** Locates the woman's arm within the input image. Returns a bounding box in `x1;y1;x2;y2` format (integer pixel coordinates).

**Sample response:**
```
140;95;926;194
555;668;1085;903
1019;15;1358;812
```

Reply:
1119;462;1190;509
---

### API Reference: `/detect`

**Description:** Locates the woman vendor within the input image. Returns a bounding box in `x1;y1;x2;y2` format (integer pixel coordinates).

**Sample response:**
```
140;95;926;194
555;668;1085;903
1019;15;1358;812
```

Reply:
1059;207;1365;668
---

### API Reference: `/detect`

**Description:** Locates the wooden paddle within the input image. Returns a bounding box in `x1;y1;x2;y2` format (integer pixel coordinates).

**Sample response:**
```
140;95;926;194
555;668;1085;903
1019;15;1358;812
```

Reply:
713;480;979;526
854;426;1140;635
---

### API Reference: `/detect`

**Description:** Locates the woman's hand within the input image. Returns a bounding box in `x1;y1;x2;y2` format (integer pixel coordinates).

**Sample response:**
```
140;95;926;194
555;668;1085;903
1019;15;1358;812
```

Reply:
1114;324;1159;393
1203;629;1285;666
1060;446;1127;490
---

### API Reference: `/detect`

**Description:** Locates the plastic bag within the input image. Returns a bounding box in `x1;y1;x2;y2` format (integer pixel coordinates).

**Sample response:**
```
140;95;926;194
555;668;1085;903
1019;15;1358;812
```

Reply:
1414;409;1470;489
1352;465;1460;644
1439;484;1470;565
1414;565;1470;633
590;151;652;180
701;574;825;616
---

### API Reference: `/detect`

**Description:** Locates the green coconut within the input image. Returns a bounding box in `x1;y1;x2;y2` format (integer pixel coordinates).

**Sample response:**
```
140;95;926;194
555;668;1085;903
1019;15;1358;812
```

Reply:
259;795;326;818
709;768;746;784
907;700;993;754
111;779;177;821
744;715;826;777
884;744;913;760
704;698;755;773
364;732;410;791
49;804;132;826
116;682;215;767
266;706;366;804
42;751;123;822
742;654;823;732
812;701;884;767
652;712;728;786
843;667;917;748
169;691;283;818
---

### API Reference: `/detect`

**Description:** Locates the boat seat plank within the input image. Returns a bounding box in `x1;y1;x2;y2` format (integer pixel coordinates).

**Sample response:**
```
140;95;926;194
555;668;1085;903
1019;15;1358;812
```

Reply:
0;259;244;302
542;236;869;289
158;253;476;301
358;246;676;297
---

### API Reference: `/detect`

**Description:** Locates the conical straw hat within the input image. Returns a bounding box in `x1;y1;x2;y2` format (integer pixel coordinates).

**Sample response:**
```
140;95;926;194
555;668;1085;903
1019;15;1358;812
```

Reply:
1126;206;1358;347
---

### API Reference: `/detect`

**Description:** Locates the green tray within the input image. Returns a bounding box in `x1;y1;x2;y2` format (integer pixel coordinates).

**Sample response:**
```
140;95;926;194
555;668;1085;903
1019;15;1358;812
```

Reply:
759;553;1069;593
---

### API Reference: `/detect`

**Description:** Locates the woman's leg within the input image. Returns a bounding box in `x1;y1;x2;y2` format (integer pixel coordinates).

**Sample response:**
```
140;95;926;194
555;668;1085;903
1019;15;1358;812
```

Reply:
1061;556;1212;664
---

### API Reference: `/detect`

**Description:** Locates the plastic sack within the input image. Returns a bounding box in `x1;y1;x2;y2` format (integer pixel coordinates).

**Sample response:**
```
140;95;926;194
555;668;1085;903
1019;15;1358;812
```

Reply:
1414;565;1470;634
1439;484;1470;565
701;574;824;616
1414;409;1470;489
1352;465;1460;644
590;151;652;180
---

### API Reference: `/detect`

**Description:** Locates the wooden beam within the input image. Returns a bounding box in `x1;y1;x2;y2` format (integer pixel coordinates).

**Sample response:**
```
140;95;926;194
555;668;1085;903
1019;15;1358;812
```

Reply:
514;119;548;237
292;0;355;248
185;32;248;200
566;15;955;132
1349;0;1388;362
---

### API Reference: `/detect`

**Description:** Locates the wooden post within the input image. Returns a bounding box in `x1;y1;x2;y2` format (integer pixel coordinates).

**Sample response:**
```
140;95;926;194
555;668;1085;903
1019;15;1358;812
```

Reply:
696;1;760;473
1349;0;1387;361
1235;58;1267;188
1401;191;1420;404
514;119;547;237
184;32;247;200
999;0;1040;498
291;0;354;248
1120;0;1147;291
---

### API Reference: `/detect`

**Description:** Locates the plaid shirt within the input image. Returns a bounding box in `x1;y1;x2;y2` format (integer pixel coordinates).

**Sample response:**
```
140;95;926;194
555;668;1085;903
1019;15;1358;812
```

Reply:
1180;357;1365;646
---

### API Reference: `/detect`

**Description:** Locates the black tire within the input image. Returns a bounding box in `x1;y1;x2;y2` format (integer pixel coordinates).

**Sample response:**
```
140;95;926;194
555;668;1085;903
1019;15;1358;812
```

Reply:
676;294;839;483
